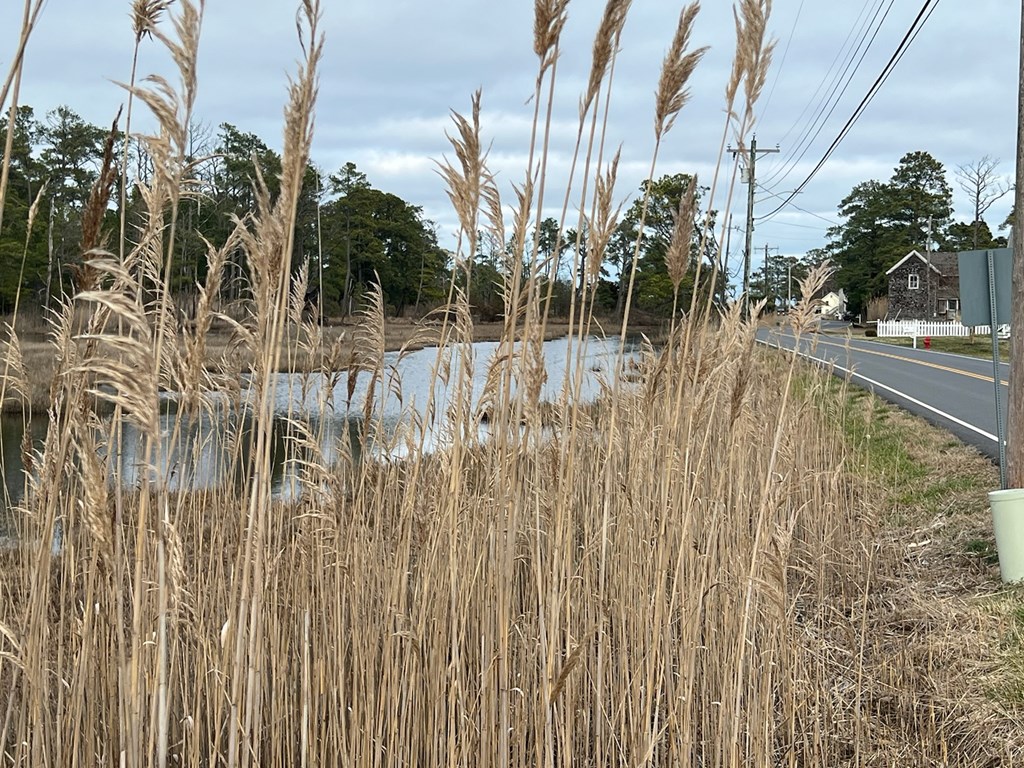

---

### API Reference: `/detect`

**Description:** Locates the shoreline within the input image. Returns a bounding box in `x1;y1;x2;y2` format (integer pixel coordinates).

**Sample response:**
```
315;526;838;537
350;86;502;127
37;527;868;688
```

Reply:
2;318;663;416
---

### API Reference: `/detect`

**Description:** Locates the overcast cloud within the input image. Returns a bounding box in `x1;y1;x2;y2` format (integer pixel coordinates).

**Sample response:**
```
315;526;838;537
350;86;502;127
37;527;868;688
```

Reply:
3;1;1019;280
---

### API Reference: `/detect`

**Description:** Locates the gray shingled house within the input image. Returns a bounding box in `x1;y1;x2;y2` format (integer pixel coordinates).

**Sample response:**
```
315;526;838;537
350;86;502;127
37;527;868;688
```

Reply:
885;250;960;320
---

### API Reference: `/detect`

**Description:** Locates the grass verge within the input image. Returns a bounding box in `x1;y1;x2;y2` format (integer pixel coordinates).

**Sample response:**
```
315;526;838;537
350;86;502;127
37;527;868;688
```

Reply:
812;363;1024;757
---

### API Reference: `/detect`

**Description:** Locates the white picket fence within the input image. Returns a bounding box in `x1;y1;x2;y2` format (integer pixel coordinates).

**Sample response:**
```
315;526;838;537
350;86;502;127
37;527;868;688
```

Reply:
876;319;1010;338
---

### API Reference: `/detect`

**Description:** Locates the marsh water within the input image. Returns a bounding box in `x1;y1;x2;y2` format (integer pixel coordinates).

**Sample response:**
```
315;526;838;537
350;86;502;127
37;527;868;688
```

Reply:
0;335;640;534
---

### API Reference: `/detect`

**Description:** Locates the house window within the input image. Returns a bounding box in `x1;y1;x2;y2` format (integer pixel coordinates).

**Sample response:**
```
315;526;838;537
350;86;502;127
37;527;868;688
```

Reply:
940;298;959;315
908;273;920;290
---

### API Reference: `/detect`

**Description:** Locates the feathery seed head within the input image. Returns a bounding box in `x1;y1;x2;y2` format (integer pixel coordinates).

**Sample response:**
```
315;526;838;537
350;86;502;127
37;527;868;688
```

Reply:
582;0;631;118
78;109;123;292
132;0;173;42
727;0;776;132
481;169;505;253
654;3;708;141
1;324;29;404
534;0;570;74
438;91;487;253
73;429;112;564
665;175;698;291
25;180;47;239
587;150;623;280
510;176;535;271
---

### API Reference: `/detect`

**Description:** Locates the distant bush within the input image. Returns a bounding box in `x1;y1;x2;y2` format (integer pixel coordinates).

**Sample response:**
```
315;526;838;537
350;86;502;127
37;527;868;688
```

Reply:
865;328;877;337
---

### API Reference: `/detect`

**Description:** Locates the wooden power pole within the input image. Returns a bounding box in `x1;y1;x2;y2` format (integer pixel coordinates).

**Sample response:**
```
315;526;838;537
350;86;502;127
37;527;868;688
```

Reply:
1008;0;1024;488
729;137;779;316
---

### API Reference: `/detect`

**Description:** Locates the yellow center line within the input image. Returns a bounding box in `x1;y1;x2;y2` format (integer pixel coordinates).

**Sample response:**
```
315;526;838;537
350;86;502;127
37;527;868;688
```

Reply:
785;334;1008;386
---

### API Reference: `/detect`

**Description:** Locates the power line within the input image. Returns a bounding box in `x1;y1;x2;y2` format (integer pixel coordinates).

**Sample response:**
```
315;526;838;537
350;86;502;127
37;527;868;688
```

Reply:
754;184;839;226
759;0;806;125
768;220;832;232
762;0;886;174
761;0;896;188
757;0;942;224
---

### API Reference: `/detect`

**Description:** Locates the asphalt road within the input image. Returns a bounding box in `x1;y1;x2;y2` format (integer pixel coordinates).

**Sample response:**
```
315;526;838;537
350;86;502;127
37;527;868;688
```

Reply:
758;325;1008;462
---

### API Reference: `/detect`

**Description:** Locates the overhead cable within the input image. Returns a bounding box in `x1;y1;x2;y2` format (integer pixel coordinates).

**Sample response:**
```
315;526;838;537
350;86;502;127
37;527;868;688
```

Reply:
757;0;942;224
761;0;897;188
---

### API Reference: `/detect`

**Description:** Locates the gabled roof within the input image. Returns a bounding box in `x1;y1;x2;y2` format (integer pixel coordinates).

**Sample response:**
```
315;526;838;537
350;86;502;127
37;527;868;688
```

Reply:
885;249;957;276
928;251;959;274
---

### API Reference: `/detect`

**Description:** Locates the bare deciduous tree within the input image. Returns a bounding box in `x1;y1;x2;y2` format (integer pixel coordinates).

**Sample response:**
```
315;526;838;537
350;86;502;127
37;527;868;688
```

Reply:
956;155;1012;249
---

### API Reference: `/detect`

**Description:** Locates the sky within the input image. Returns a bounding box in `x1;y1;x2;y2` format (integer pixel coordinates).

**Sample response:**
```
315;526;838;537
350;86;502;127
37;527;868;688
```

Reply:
2;0;1020;284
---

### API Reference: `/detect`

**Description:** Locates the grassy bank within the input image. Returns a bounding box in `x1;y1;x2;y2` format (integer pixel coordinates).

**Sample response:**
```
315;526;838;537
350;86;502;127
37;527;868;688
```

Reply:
826;376;1024;753
4;317;1022;765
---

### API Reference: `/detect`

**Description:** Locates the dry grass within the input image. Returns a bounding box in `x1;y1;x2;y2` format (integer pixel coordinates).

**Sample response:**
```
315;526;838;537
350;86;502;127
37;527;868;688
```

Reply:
0;1;1020;766
831;389;1024;761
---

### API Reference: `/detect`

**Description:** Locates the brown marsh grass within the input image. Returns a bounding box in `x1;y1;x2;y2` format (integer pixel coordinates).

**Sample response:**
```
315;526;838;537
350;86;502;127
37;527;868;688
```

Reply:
0;0;1019;766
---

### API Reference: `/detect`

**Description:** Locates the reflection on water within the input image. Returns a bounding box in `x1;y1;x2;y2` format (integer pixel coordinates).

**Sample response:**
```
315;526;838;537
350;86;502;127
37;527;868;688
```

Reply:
0;416;46;536
0;335;639;523
110;406;366;495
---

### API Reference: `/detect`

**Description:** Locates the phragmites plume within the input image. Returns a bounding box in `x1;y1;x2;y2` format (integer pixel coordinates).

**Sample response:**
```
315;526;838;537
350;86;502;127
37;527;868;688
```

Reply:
72;427;113;565
665;175;698;292
534;0;570;74
245;0;322;306
80;110;123;255
510;176;535;272
72;108;123;293
725;0;775;130
503;175;534;318
122;0;201;159
132;0;174;41
0;324;28;404
581;0;632;118
437;90;486;252
24;179;47;243
790;261;835;333
481;168;505;254
586;149;622;280
654;3;708;141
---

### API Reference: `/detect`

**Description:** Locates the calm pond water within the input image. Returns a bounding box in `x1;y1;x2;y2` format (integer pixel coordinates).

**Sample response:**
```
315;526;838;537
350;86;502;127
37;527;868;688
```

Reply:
0;335;639;529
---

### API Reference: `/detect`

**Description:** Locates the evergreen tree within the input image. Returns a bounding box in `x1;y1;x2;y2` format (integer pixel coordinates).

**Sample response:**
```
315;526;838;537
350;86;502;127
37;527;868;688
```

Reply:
38;106;106;309
825;151;953;313
0;105;46;310
319;176;446;316
607;173;721;317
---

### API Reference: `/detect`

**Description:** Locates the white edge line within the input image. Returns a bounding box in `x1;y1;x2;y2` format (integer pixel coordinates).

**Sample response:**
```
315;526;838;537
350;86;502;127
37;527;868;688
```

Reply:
757;338;999;444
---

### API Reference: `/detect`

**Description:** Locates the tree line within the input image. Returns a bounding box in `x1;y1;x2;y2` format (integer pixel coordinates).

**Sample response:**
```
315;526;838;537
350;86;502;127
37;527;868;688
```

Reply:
0;105;727;322
809;150;1011;315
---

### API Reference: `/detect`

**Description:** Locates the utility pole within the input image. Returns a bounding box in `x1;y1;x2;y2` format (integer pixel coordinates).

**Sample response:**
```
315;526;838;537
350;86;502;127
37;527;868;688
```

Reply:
926;216;933;318
763;245;779;311
787;256;795;311
722;212;734;308
1007;0;1024;488
729;136;779;316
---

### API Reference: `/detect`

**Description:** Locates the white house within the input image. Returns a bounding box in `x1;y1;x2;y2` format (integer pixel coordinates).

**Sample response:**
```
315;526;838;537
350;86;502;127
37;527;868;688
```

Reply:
817;289;847;319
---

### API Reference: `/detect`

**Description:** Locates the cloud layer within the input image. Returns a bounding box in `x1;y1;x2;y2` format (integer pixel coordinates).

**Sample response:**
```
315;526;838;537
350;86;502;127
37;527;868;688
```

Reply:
3;0;1018;275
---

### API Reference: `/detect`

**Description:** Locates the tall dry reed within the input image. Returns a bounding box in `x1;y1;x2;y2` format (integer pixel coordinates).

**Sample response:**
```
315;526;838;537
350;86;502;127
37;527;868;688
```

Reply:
0;1;1014;766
